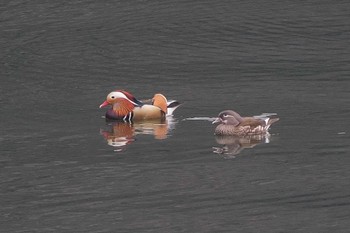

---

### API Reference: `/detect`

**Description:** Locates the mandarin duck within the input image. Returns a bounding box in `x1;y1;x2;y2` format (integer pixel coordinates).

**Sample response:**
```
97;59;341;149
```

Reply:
212;110;279;136
99;90;181;122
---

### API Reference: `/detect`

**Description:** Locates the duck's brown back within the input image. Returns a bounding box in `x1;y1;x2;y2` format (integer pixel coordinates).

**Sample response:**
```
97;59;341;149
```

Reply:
239;117;265;128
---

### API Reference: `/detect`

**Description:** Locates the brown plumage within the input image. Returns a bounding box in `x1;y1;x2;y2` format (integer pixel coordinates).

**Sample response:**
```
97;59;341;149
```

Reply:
212;110;279;136
213;134;269;156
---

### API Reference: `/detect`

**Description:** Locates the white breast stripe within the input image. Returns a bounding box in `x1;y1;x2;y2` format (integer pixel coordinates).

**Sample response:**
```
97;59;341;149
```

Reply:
122;112;133;123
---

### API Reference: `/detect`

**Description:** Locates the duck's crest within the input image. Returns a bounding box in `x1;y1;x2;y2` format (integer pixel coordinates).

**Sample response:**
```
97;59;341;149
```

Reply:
117;90;143;106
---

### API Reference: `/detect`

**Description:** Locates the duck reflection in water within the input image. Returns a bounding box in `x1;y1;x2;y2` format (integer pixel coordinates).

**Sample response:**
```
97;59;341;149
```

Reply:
212;110;279;158
213;134;271;158
100;117;177;151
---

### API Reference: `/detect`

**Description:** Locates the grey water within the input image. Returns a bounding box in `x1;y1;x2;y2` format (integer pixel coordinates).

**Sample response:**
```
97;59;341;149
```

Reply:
1;1;350;232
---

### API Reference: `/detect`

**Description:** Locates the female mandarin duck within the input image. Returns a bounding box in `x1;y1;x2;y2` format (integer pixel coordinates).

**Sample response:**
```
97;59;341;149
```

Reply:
212;110;279;136
99;90;180;122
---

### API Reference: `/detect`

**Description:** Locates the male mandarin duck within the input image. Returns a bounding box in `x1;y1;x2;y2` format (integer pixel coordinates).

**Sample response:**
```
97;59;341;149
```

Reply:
99;90;181;122
212;110;279;136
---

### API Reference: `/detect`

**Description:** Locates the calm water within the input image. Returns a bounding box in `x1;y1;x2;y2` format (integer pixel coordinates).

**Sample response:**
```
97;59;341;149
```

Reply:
1;1;350;232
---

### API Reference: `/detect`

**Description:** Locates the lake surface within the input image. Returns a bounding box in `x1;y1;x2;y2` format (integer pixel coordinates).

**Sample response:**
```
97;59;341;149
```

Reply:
1;1;350;232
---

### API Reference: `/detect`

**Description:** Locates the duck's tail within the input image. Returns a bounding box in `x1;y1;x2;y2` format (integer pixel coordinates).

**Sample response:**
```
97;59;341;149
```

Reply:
152;94;181;116
253;113;279;131
166;100;181;116
266;117;279;130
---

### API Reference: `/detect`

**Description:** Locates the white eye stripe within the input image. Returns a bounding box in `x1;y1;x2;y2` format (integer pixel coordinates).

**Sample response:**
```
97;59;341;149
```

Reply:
108;91;128;99
223;114;235;118
108;92;138;105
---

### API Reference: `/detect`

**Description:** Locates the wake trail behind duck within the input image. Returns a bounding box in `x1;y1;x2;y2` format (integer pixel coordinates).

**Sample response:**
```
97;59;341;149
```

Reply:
183;117;217;121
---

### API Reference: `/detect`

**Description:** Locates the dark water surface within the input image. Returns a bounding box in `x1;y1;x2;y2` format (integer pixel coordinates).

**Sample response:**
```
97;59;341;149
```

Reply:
1;1;350;232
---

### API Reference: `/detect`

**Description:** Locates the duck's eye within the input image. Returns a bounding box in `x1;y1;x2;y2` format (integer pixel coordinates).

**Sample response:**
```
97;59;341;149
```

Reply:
223;114;228;117
111;96;115;99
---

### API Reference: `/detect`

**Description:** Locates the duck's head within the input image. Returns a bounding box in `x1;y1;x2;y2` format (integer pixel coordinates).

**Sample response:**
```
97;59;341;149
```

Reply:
99;90;143;108
212;110;241;126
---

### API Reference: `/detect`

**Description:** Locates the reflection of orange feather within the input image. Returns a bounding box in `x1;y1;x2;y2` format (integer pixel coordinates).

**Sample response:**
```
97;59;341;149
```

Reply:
111;123;134;138
153;124;168;139
101;118;177;150
100;123;135;149
101;123;134;140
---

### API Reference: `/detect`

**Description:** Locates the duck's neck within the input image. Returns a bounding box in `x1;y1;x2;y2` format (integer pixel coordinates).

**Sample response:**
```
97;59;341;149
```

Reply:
231;111;244;122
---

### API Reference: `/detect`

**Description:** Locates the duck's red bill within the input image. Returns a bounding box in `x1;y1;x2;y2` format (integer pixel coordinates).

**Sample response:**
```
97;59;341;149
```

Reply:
99;100;110;108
